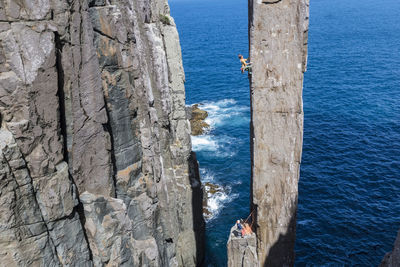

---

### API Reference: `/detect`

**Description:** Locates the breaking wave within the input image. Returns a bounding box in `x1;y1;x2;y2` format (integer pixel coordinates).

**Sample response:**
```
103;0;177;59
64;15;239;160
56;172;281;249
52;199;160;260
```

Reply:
200;168;238;222
190;99;248;221
190;98;248;158
200;99;249;128
191;135;239;158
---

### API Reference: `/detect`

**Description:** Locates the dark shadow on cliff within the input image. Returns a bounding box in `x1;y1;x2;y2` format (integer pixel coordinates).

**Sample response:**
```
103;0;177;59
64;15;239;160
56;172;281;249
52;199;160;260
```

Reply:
188;151;206;266
380;229;400;267
263;203;298;267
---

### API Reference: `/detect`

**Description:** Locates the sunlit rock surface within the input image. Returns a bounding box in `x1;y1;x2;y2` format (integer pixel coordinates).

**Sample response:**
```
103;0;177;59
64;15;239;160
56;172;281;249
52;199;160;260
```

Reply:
247;0;309;265
0;0;204;265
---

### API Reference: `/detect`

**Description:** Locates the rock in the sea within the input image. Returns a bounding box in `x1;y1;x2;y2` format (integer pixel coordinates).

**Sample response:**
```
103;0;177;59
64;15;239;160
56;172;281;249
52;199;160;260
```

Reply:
188;104;210;136
0;0;205;266
380;229;400;267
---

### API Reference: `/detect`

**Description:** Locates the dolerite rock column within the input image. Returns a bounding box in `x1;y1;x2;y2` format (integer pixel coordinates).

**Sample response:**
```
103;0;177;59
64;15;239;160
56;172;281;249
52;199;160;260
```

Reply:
248;0;309;265
0;0;204;266
380;229;400;267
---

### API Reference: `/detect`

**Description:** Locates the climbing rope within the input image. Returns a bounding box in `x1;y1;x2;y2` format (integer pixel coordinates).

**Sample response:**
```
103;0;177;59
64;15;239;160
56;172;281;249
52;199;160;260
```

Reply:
244;209;255;224
242;209;256;233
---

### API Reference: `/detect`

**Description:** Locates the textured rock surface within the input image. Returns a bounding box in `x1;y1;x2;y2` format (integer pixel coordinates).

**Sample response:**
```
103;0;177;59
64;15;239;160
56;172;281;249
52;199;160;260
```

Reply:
248;0;309;265
186;104;210;136
227;226;258;267
380;229;400;267
0;0;204;266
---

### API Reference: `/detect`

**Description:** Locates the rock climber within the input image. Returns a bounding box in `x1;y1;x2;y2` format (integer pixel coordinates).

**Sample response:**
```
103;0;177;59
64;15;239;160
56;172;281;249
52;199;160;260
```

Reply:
238;54;252;74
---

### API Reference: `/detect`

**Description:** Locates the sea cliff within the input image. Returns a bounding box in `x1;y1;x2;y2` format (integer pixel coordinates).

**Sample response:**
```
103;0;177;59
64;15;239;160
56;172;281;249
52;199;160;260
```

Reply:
0;0;204;265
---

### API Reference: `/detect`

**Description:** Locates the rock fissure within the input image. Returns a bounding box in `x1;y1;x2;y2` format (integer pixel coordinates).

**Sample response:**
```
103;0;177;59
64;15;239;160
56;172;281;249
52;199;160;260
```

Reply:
3;145;62;265
0;0;205;265
55;32;68;163
101;96;118;197
75;201;94;261
92;27;123;44
262;0;283;4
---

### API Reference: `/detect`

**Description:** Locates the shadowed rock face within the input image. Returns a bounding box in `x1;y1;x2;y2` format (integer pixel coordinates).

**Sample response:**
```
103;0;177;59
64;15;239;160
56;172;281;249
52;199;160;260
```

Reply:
0;0;204;266
380;230;400;267
248;0;309;265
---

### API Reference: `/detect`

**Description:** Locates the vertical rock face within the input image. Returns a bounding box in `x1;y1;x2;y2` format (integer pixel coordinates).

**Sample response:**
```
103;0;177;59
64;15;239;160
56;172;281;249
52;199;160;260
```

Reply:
248;0;309;265
0;0;204;266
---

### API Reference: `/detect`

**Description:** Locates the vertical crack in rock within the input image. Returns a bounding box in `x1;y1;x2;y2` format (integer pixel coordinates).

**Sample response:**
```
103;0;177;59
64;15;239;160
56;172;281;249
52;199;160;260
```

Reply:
0;0;204;265
55;33;68;163
75;201;94;261
102;98;118;197
55;31;94;262
2;145;61;265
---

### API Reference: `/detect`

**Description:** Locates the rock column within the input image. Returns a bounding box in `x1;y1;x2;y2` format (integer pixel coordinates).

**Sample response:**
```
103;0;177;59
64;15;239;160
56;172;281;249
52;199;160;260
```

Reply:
248;0;309;265
0;0;204;266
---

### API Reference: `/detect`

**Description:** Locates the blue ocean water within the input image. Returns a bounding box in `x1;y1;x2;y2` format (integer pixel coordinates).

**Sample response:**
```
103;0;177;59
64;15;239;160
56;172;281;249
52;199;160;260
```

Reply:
170;0;400;265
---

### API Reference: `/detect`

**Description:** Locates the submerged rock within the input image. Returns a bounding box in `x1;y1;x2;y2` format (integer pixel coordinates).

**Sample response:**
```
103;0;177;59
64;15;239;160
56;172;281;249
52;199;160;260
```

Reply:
187;104;210;135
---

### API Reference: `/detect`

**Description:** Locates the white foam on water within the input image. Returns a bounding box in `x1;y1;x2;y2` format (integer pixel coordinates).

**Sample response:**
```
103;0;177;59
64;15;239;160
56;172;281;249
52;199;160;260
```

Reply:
206;189;239;221
197;99;249;128
207;192;228;212
192;135;239;158
298;219;314;226
200;168;215;182
191;135;218;151
201;168;239;221
189;100;248;220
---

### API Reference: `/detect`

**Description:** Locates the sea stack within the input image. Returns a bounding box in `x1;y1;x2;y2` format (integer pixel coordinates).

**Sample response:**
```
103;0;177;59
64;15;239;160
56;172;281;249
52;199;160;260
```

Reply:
0;0;204;265
232;0;309;265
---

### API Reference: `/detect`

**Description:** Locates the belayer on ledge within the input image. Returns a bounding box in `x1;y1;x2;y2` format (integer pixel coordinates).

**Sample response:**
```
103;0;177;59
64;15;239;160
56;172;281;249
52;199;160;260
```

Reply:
238;54;252;74
235;219;253;238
